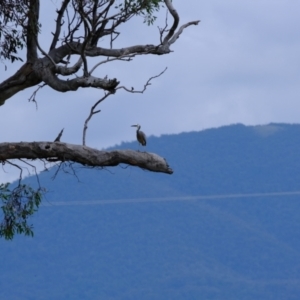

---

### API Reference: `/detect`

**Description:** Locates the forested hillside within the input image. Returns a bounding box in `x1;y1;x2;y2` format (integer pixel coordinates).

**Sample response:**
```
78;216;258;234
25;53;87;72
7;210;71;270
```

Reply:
1;123;300;300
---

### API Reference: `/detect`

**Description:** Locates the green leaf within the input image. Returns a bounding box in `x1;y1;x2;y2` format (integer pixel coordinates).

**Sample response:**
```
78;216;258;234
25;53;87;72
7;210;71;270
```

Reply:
0;183;45;240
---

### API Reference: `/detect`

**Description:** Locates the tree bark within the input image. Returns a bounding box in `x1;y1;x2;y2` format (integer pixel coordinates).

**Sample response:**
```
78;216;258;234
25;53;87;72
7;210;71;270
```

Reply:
0;142;173;174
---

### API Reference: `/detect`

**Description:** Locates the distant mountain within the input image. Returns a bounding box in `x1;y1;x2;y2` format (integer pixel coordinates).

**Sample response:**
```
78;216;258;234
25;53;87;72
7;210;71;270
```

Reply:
1;123;300;300
20;123;300;200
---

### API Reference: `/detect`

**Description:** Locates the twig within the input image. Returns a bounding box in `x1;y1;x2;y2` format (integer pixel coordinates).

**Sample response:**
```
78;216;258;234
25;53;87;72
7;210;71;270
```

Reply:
82;92;113;146
6;161;23;187
158;9;169;44
89;53;135;75
35;36;57;68
49;0;70;51
19;159;41;188
51;161;63;180
28;83;46;109
117;67;168;93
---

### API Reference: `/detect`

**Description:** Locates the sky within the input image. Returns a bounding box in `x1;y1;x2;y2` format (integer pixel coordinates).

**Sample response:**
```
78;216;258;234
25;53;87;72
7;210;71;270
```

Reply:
0;0;300;182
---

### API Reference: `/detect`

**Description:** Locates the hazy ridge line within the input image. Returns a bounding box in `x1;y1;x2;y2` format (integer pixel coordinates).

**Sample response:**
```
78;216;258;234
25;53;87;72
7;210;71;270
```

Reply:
42;190;300;206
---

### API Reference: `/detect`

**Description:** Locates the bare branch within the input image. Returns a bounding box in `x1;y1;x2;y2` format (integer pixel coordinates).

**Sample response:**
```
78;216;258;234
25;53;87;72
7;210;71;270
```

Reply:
51;161;82;181
87;44;169;56
169;20;200;45
49;0;71;51
56;57;83;76
89;54;135;75
162;0;200;46
110;31;120;49
0;142;173;174
89;0;115;46
162;0;180;45
82;92;112;146
0;63;41;105
35;37;57;67
64;3;82;44
40;67;119;92
117;67;168;93
19;158;41;187
28;83;46;108
6;161;23;186
75;0;93;76
158;9;169;44
51;161;63;180
51;42;170;62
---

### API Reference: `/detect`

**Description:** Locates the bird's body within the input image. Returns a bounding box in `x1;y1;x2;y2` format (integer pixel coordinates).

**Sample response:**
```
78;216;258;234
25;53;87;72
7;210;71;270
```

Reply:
131;124;146;146
54;128;64;142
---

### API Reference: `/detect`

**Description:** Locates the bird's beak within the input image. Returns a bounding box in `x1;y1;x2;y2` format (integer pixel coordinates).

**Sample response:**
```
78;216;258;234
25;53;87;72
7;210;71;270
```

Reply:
131;125;137;127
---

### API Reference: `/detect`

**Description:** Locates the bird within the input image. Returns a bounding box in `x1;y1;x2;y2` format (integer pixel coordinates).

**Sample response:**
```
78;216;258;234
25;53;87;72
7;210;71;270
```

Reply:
131;124;146;147
54;128;64;142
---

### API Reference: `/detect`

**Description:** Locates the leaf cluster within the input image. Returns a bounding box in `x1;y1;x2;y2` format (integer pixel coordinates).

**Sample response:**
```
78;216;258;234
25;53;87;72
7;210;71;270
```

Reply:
0;183;44;240
0;0;28;63
120;0;164;25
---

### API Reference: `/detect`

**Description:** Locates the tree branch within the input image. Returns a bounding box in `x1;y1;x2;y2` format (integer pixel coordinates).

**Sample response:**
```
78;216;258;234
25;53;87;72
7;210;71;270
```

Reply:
56;57;83;76
26;0;40;62
117;67;167;93
6;161;23;186
49;0;71;51
162;0;180;45
0;142;173;174
169;21;200;45
0;63;41;105
50;42;170;62
82;92;112;146
40;67;119;92
163;0;200;46
28;83;46;108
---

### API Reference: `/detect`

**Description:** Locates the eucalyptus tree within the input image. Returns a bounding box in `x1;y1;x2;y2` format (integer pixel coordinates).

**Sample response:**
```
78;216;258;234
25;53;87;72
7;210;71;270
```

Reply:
0;0;199;239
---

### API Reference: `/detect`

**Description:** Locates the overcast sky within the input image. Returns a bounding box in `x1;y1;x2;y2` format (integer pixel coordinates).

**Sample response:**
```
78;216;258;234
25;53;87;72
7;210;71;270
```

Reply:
1;0;300;182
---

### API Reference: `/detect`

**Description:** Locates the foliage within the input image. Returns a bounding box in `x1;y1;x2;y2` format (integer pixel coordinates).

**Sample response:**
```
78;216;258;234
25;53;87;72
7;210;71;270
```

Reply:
0;0;163;64
0;0;28;63
0;183;44;240
121;0;164;25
